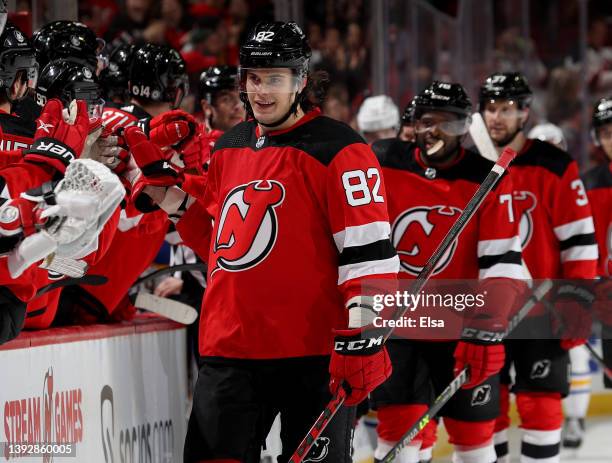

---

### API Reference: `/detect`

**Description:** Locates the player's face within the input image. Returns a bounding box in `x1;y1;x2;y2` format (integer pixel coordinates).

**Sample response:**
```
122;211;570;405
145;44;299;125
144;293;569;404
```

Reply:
482;99;526;145
244;68;304;125
597;123;612;159
414;111;462;162
212;90;245;131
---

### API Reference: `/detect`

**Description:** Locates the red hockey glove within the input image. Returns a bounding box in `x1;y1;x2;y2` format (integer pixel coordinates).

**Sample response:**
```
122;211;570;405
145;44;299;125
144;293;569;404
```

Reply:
551;283;594;350
594;278;612;327
123;126;183;185
23;99;91;174
454;341;505;389
123;126;184;213
329;327;392;406
179;124;217;174
147;110;197;148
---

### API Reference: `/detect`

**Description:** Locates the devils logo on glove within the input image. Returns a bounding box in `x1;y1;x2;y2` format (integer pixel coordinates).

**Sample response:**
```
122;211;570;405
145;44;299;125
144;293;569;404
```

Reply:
212;180;285;277
392;205;461;275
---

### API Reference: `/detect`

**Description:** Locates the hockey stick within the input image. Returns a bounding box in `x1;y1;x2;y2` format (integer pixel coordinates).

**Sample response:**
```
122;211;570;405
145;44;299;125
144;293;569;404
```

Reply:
34;274;108;298
584;342;612;382
379;279;553;462
287;148;518;463
132;262;207;287
469;113;499;162
133;292;198;324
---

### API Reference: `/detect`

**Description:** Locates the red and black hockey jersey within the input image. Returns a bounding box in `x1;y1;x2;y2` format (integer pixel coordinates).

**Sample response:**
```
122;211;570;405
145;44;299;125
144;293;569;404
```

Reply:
0;111;35;153
583;161;612;277
509;140;597;280
101;102;150;133
177;109;399;359
373;138;525;281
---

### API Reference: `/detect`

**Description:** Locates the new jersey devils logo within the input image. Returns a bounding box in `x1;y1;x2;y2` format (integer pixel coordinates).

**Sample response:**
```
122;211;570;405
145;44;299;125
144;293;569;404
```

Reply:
304;437;330;462
213;180;285;276
392;205;461;275
513;190;537;249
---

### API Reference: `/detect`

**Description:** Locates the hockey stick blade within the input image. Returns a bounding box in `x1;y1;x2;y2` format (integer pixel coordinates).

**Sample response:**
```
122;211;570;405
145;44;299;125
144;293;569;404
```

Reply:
134;292;198;325
379;280;553;462
288;149;518;463
469;112;499;161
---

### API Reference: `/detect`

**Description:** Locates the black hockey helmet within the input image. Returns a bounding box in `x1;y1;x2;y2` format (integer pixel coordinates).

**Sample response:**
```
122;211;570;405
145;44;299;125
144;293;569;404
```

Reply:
36;60;104;118
401;99;415;124
99;43;134;101
592;97;612;129
239;21;311;127
200;65;238;103
412;81;472;119
32;20;103;71
128;43;188;109
0;21;38;100
479;72;532;110
239;21;311;71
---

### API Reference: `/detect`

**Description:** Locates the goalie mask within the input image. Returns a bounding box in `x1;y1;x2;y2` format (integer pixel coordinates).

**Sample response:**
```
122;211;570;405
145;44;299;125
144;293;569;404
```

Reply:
128;43;188;109
239;21;311;128
0;21;38;103
36;60;104;119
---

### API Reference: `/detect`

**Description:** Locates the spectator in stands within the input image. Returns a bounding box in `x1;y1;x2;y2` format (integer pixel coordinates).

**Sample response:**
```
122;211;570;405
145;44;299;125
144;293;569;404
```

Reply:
356;95;400;144
104;0;160;46
322;83;352;124
161;0;193;50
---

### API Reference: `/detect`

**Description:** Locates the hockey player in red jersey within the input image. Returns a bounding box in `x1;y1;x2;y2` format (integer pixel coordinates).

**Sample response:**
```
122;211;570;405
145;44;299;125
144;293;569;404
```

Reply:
0;98;122;343
480;72;598;463
583;97;612;391
199;65;245;132
56;43;193;324
0;21;37;159
125;21;399;463
370;81;525;463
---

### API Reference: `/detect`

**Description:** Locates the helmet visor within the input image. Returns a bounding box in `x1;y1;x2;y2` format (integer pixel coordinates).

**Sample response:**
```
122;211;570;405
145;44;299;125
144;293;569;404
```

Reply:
239;67;303;94
414;116;471;136
0;50;38;88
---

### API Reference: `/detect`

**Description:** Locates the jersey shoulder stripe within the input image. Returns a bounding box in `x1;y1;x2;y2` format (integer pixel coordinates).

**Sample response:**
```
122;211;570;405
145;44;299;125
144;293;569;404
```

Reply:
512;139;573;177
212;116;367;166
583;163;612;190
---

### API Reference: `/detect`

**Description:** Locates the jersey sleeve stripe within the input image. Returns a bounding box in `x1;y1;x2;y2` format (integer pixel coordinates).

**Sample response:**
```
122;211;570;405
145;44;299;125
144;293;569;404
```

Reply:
558;233;597;251
338;255;400;285
553;217;595;241
333;221;391;252
560;244;599;262
478;263;528;280
338;239;397;266
478;251;522;269
477;236;522;256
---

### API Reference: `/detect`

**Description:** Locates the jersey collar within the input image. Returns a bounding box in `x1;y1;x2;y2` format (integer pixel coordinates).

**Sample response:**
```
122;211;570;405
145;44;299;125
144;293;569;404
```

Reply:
255;108;321;139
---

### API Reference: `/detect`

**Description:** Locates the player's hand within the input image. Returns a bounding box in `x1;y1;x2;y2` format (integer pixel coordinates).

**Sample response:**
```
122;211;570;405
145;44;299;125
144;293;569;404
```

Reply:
551;283;594;350
179;124;217;174
329;327;391;406
154;276;184;297
23;99;92;174
594;278;612;328
454;341;505;389
147;109;197;148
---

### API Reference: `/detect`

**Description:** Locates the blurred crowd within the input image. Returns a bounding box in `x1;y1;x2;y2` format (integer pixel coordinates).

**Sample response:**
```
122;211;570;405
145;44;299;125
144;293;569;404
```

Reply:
11;0;609;169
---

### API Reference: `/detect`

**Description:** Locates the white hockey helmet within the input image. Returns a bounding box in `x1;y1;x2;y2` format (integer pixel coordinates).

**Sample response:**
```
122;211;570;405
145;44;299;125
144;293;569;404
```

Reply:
528;123;567;151
356;95;400;133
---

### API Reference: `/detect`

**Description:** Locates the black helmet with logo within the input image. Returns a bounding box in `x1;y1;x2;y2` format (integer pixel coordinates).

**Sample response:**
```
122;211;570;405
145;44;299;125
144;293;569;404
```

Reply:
413;81;472;119
479;72;533;110
128;43;188;109
0;21;37;100
199;65;238;103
